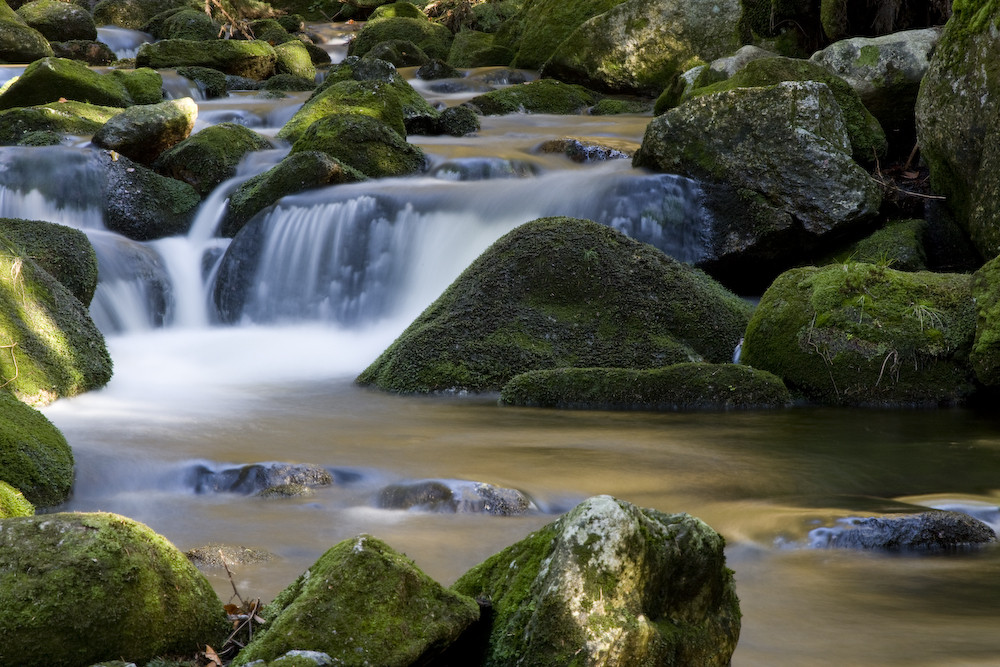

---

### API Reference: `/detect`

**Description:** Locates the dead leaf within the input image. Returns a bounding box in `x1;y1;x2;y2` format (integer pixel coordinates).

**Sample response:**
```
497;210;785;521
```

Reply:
203;645;223;667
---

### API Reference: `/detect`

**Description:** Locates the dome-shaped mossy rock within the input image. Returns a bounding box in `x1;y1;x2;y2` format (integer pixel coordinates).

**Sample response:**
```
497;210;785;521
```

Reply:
0;19;53;63
0;390;72;507
92;0;196;29
741;262;977;406
92;96;198;165
136;38;277;80
143;7;221;40
289;113;426;179
970;254;1000;387
464;78;603;115
154;122;271;196
451;495;740;666
0;218;99;306
275;40;316;80
364;38;431;67
347;16;454;61
0;57;163;110
356;217;752;394
506;0;628;71
277;78;408;143
500;362;790;410
0;246;112;406
0;480;34;517
230;534;480;666
0;100;120;146
0;512;230;667
100;150;201;241
16;0;97;41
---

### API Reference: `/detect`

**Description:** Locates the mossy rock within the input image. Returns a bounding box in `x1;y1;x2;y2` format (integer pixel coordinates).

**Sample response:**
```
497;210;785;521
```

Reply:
434;104;480;136
0;391;72;507
0;245;112;406
144;7;221;40
0;100;121;145
221;150;366;237
685;55;887;161
369;1;427;21
50;39;117;65
465;78;602;115
154;122;271;196
820;0;950;42
0;512;230;666
92;96;198;164
364;39;430;67
100;150;201;241
278;78;408;142
452;495;740;666
356;217;752;393
262;72;316;92
176;65;228;98
247;18;296;44
92;0;196;29
831;218;928;272
0;218;99;306
508;0;626;70
589;97;653;114
274;39;316;80
136;38;277;80
448;29;513;67
0;19;54;63
348;16;454;61
0;480;34;517
16;0;96;41
970;254;1000;386
289;112;426;179
742;262;977;406
0;57;163;110
231;535;480;666
500;362;790;410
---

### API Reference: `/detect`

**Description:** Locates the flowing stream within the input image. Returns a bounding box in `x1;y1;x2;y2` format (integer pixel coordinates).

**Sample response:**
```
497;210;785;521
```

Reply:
3;27;1000;665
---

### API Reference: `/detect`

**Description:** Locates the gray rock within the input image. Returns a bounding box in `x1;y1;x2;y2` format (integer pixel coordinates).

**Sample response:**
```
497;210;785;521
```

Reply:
92;97;197;164
809;511;997;550
377;479;536;515
99;150;200;241
187;462;334;495
0;19;54;63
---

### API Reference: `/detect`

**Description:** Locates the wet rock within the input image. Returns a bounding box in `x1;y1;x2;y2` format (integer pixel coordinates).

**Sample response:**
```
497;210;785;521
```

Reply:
99;150;201;240
278;78;408;143
231;535;479;665
0;481;33;517
136;38;278;80
501;362;790;410
447;29;513;68
16;0;96;41
185;543;275;567
364;38;430;67
92;96;198;165
432;104;480;136
0;392;73;506
452;495;740;666
289;113;426;179
176;65;227;98
154;122;271;196
144;7;220;41
0;57;162;110
742;262;977;406
465;78;602;115
809;511;996;551
378;480;536;515
50;39;117;65
0;512;230;666
187;462;334;495
535;137;632;162
542;0;742;96
0;217;99;305
0;18;54;63
416;58;461;80
92;0;193;30
274;39;316;80
348;16;454;61
0;100;118;146
356;217;751;393
430;157;535;181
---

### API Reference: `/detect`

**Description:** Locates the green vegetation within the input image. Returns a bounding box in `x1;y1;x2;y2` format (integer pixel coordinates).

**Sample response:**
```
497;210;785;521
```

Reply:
0;390;72;507
0;57;162;110
0;480;34;517
154;122;271;196
465;78;602;115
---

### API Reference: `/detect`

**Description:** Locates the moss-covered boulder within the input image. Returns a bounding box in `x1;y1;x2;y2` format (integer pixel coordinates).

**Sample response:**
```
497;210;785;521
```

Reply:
915;2;1000;260
465;79;602;115
176;65;228;98
0;19;54;63
154;122;271;196
506;0;625;70
0;100;121;145
452;495;740;666
447;29;513;67
0;390;72;506
92;96;197;164
0;238;112;406
634;81;881;289
144;7;221;40
349;16;454;61
262;72;316;92
289;113;425;179
136;38;277;80
831;218;928;272
970;254;1000;386
221;150;365;238
92;0;195;29
274;39;316;80
819;0;950;42
367;39;431;67
683;55;886;161
0;57;162;109
369;1;426;21
500;362;790;410
542;0;741;96
100;150;201;240
356;217;751;393
231;535;480;666
50;38;117;65
433;104;480;136
0;480;34;517
742;262;977;406
0;512;230;666
0;218;99;305
16;0;96;41
277;78;407;143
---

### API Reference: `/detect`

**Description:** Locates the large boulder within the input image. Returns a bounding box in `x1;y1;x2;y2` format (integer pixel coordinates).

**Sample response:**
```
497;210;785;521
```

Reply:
634;80;882;290
447;30;513;67
274;39;316;80
144;7;220;40
16;0;96;41
500;362;790;410
92;0;195;28
99;150;201;240
289;113;426;179
0;101;120;146
0;390;73;507
464;78;602;115
92;96;198;165
0;19;53;63
452;495;740;666
0;57;162;110
541;0;742;96
231;535;480;665
742;262;977;406
154;122;271;196
347;16;454;61
506;0;625;70
809;511;996;551
136;38;278;80
0;246;112;406
0;512;230;666
277;78;408;143
915;2;1000;260
970;254;1000;386
0;218;99;305
356;217;752;393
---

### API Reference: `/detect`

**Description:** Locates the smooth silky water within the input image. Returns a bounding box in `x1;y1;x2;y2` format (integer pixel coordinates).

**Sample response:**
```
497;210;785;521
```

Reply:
1;30;997;664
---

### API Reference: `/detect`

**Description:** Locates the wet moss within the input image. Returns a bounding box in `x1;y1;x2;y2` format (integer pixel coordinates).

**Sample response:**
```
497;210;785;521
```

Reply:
289;112;425;178
970;254;1000;385
277;78;407;142
829;218;927;272
136;38;277;80
589;97;653;115
0;101;120;145
154;122;271;196
0;57;162;109
357;217;751;394
274;40;316;80
348;16;454;61
0;218;99;306
465;79;602;115
0;390;72;507
0;480;34;517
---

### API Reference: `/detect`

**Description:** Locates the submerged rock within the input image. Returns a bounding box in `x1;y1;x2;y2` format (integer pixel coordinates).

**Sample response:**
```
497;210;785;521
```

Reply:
356;217;752;393
187;462;335;495
231;535;480;665
535;137;633;162
0;391;73;507
92;96;198;165
0;512;230;666
809;511;996;551
452;495;740;666
378;479;536;515
185;543;275;567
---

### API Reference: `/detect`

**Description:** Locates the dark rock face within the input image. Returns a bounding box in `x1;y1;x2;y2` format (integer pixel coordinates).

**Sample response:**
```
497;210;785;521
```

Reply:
185;462;335;495
809;511;997;551
377;479;536;515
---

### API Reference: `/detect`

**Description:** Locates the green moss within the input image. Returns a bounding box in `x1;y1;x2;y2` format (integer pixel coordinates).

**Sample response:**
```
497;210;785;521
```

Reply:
0;218;99;306
92;0;197;29
0;101;121;145
289;112;425;178
0;19;55;63
448;29;514;67
357;217;751;394
278;78;407;142
0;57;163;110
0;480;34;517
508;0;624;70
0;391;71;507
176;66;227;98
247;18;296;44
970;254;1000;385
154;123;271;196
348;16;454;61
136;38;277;80
369;1;427;21
829;219;928;272
856;44;880;67
274;40;316;80
589;98;653;115
465;79;602;115
144;7;220;40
